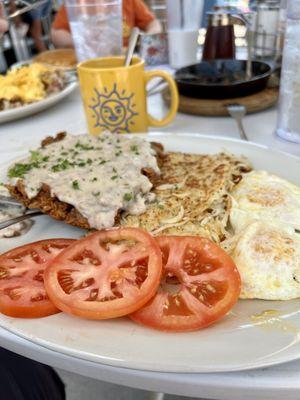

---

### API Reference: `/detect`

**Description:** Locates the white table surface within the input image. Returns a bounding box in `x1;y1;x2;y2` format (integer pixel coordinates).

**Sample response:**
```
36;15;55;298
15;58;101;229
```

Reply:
1;88;300;400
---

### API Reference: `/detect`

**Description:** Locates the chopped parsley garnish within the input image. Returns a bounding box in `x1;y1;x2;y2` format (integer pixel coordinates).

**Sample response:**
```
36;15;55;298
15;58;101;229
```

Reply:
93;191;100;196
130;145;138;152
130;144;139;155
111;175;118;180
113;167;117;173
61;151;68;156
72;180;80;190
99;160;106;165
8;162;37;178
123;193;132;201
87;158;93;165
51;159;73;172
29;150;41;161
29;151;49;164
115;150;122;156
75;141;94;151
92;177;98;182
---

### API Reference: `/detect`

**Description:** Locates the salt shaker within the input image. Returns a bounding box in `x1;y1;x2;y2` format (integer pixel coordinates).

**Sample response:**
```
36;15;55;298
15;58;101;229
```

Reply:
276;0;300;143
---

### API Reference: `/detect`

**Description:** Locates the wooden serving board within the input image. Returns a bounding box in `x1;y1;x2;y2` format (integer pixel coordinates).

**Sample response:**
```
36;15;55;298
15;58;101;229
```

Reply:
163;87;279;116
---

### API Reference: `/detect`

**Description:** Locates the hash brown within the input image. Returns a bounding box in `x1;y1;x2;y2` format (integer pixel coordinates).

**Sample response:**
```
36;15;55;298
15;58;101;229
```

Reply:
122;151;252;244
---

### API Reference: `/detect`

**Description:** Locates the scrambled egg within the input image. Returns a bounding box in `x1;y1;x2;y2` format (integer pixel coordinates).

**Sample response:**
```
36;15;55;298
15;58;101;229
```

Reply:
231;221;300;300
0;63;53;103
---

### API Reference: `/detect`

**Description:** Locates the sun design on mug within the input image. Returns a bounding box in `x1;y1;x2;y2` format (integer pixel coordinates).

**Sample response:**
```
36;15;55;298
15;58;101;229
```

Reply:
89;84;138;133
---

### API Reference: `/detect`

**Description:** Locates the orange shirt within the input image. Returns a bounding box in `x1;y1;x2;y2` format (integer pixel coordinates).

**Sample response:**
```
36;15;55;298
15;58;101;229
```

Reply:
52;0;155;46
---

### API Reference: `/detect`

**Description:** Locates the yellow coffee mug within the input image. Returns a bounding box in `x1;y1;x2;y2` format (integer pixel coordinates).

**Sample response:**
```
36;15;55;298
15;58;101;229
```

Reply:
77;56;179;134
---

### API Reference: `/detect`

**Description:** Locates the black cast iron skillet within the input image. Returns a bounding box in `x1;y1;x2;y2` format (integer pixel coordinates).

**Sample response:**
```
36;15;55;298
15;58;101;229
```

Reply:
175;59;272;99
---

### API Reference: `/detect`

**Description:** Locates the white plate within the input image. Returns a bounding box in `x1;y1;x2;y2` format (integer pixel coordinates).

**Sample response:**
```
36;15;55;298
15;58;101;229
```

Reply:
0;82;77;124
0;133;300;374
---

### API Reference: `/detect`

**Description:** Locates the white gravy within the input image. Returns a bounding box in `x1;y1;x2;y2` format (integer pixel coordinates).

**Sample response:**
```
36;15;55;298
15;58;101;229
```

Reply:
8;133;160;229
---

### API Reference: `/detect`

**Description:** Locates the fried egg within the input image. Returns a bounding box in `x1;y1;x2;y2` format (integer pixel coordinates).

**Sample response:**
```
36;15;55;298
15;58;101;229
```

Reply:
230;170;300;233
231;221;300;300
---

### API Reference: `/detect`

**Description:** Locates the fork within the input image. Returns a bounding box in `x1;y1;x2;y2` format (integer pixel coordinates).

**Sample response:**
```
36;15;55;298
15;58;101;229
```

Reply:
0;195;24;207
0;210;43;231
227;104;248;141
0;195;42;231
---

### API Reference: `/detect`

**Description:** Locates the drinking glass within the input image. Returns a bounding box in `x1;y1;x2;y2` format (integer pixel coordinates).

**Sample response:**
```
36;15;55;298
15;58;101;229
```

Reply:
65;0;122;62
167;0;204;68
276;0;300;143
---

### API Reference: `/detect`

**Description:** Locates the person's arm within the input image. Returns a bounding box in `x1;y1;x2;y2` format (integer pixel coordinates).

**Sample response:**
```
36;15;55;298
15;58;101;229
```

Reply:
0;3;8;33
133;0;162;33
51;5;74;48
30;19;47;52
144;18;162;34
51;29;73;48
0;18;8;33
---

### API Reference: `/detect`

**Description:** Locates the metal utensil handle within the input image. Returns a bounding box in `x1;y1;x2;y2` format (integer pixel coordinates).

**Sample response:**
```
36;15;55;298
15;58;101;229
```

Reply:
237;118;248;141
227;104;248;141
8;0;47;19
246;29;253;79
124;27;140;67
148;82;168;96
147;78;169;96
0;211;43;230
0;195;24;207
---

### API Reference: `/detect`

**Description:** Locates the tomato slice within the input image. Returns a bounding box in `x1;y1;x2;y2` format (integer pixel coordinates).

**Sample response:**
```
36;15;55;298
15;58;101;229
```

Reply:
130;236;241;332
0;239;75;318
44;228;162;320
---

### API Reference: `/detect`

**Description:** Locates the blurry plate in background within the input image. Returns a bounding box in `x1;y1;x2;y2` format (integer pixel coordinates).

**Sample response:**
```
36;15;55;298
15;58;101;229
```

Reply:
34;49;78;70
0;81;77;124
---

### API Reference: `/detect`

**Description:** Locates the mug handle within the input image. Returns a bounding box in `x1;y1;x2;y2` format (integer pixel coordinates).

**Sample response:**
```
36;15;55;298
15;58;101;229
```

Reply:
145;70;179;127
